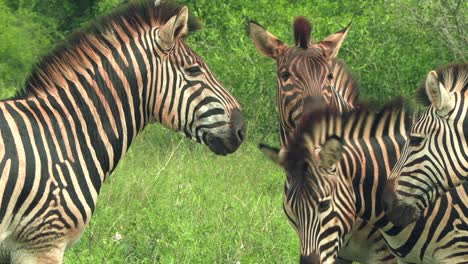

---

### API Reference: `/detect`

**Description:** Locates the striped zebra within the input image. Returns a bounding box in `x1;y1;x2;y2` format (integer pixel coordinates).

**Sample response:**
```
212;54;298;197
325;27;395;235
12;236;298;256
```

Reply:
383;63;468;228
0;1;245;263
261;97;468;263
248;17;359;147
250;19;395;263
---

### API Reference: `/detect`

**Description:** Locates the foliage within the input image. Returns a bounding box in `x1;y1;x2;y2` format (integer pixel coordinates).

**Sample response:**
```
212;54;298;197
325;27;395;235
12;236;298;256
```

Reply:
389;0;467;60
0;1;59;97
3;0;98;32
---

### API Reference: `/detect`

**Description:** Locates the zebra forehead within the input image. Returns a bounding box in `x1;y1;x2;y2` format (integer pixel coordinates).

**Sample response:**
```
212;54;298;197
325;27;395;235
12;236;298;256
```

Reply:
280;48;326;67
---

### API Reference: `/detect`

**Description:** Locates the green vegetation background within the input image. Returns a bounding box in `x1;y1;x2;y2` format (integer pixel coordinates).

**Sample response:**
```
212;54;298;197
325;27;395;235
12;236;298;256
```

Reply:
0;0;464;263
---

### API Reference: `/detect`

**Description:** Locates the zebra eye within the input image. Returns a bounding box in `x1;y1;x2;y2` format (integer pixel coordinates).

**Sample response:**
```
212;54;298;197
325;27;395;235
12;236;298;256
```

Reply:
409;135;424;147
280;71;292;81
327;73;333;80
318;199;331;213
185;66;202;76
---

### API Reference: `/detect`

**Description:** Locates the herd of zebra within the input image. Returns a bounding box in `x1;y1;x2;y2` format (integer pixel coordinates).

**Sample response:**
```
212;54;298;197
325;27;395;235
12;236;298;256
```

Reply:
0;1;466;263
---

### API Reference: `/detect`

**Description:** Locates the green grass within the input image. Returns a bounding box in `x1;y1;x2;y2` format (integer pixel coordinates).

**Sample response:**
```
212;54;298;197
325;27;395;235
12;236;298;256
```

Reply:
64;125;298;263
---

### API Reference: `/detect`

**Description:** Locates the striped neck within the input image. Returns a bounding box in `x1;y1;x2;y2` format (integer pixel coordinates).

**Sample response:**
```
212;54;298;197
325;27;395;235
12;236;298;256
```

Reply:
16;33;154;182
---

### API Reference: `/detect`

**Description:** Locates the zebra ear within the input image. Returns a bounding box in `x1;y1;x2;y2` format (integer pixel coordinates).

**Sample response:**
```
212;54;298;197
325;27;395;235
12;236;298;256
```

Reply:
425;70;454;115
259;143;286;166
248;21;286;59
319;138;343;169
157;6;189;50
317;22;351;60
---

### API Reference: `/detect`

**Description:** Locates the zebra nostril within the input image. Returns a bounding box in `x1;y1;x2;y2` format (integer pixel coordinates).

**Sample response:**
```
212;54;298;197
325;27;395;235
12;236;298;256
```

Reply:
230;109;246;144
237;127;245;142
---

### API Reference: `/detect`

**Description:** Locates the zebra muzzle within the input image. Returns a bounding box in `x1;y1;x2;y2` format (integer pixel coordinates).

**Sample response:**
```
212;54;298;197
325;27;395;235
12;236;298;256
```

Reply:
204;110;246;155
382;180;421;227
300;252;321;264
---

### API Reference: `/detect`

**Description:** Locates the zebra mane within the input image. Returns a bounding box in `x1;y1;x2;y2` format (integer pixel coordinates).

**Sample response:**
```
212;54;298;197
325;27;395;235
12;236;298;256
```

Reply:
415;63;468;106
287;96;412;169
15;0;200;98
294;16;312;49
330;59;360;107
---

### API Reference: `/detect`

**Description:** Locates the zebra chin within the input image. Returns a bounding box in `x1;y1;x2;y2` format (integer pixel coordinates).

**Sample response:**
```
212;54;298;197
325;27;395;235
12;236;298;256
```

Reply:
202;109;246;156
382;180;421;228
205;131;243;156
299;252;321;264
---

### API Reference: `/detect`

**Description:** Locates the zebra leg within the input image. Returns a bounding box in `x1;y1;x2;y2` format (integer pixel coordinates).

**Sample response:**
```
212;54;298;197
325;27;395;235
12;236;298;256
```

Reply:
11;246;65;264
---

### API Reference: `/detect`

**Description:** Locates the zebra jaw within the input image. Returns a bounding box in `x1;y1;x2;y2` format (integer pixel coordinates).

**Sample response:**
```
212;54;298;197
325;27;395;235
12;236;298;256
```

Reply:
205;134;232;156
382;180;421;227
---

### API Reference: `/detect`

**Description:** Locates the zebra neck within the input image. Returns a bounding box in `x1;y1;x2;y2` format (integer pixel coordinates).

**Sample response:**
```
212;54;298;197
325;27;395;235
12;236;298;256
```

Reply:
340;138;405;228
329;60;359;108
25;69;147;184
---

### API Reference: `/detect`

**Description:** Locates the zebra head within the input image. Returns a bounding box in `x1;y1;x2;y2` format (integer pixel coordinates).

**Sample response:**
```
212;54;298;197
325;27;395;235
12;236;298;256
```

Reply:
383;63;468;227
249;18;352;145
260;136;355;264
152;2;245;155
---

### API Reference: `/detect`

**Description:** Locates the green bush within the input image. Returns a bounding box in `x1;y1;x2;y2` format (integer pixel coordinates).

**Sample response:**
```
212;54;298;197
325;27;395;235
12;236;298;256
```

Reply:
0;2;60;97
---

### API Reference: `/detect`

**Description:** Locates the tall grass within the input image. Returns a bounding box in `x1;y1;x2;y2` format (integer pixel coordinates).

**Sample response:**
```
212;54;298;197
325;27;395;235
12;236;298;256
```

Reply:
64;126;297;263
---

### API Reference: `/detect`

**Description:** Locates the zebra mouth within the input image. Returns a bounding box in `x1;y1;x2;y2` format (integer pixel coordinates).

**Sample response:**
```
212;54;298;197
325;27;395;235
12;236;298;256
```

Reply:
205;133;240;156
382;181;421;227
203;109;246;155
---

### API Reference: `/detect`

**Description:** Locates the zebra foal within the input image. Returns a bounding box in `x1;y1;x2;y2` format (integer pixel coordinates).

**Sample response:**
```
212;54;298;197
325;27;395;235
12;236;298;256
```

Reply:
0;1;245;263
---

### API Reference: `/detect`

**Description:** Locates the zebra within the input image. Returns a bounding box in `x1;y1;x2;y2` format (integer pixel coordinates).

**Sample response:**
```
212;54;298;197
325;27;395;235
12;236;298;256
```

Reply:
248;17;359;147
259;97;411;263
261;97;468;263
383;63;468;228
0;1;245;263
250;18;395;263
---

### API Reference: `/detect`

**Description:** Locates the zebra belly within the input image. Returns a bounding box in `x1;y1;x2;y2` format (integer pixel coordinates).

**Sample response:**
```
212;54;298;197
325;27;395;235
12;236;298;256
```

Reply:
0;162;95;255
0;194;88;254
339;218;396;263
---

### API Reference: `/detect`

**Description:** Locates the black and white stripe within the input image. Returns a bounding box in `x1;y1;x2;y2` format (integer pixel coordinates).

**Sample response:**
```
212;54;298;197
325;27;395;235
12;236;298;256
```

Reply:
251;18;396;263
248;18;359;147
265;97;468;263
0;1;245;263
383;63;468;228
